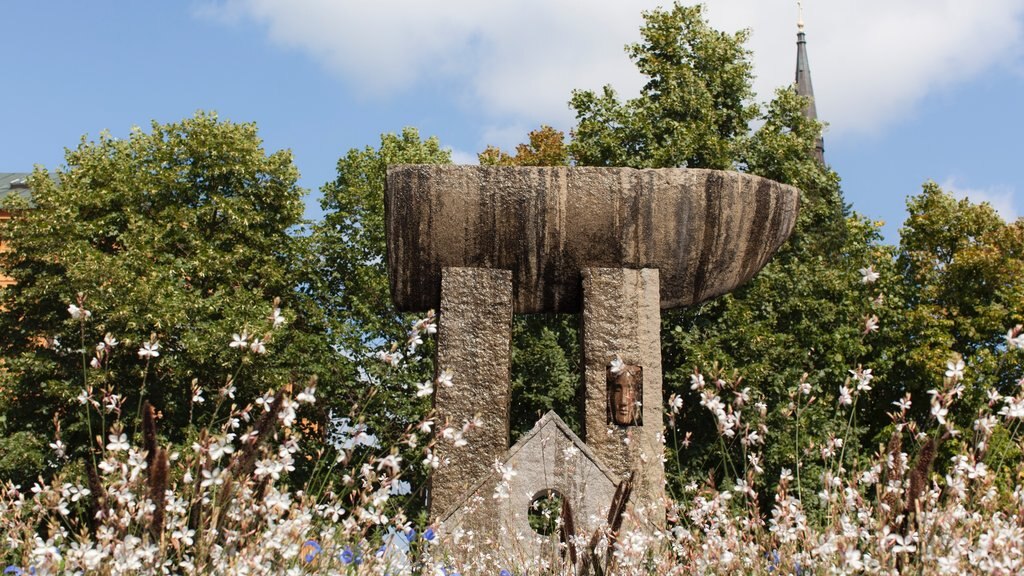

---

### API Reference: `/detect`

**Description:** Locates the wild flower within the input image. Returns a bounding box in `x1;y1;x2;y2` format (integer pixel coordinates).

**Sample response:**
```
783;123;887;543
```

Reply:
250;337;267;354
270;306;287;329
68;303;91;320
863;314;879;334
137;340;160;359
859;265;880;284
415;380;434;397
945;358;965;381
230;330;250;349
437;368;455;388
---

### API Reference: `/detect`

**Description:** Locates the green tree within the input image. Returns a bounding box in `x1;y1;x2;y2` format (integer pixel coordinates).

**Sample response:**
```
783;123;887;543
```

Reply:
0;113;330;484
877;184;1024;453
479;125;569;167
566;2;890;507
308;128;451;458
569;4;757;170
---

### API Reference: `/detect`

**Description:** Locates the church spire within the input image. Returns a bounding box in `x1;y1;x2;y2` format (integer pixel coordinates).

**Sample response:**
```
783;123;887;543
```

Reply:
795;1;825;163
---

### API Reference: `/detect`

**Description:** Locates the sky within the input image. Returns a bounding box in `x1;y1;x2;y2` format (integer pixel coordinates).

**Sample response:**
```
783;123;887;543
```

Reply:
3;1;1023;241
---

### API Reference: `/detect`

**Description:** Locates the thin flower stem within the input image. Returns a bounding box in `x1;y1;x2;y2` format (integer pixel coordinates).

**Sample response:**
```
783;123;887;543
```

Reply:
795;397;803;502
78;317;99;471
132;357;151;441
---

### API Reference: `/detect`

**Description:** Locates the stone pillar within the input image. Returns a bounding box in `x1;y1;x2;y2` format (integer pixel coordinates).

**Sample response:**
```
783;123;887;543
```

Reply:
430;267;513;518
581;268;666;524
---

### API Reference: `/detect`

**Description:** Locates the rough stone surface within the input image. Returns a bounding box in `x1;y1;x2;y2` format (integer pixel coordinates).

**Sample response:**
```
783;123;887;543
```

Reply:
581;268;666;524
439;412;619;568
386;165;800;313
430;267;513;518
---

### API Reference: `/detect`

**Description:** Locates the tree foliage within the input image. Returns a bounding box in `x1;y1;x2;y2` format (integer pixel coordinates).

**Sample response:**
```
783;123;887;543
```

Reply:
563;2;885;504
569;4;757;170
560;2;1024;505
308;128;451;449
0;113;329;484
478;125;569;168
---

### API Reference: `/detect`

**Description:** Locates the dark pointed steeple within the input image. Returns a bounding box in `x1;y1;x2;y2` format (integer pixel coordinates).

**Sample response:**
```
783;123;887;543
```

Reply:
795;3;825;163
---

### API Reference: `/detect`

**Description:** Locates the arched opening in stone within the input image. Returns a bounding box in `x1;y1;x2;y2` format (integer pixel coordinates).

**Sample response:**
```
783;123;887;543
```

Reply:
527;488;564;536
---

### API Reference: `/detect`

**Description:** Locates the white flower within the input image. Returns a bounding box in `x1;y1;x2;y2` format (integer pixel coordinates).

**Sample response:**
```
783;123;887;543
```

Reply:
89;357;102;369
859;265;880;284
138;341;160;359
1005;325;1024;350
200;467;225;488
377;454;402;475
609;355;625;374
967;461;988;480
888;533;917;554
376;350;402;367
690;372;705;391
838;385;853;406
68;304;91;320
230;331;249;350
863;314;879;334
249;338;267;355
208;439;234;461
106;433;129;452
436;369;454;388
49;440;66;458
1001;396;1024;419
668;394;683;414
423;452;440;469
103;333;119;348
255;390;276;412
893;396;912;411
296;386;316;404
945;359;965;381
407;332;424;353
415;381;434;398
417;419;434;434
850;366;874;392
270;307;286;329
494;459;517;482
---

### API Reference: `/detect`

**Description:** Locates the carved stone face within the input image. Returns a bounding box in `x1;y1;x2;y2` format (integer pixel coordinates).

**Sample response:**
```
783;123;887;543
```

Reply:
608;365;642;426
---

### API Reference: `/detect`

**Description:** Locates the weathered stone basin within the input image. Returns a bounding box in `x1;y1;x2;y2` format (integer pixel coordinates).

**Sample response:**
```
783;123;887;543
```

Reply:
386;165;800;313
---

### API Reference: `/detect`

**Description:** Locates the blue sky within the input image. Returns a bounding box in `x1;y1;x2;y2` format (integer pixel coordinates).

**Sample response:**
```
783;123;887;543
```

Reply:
3;1;1023;241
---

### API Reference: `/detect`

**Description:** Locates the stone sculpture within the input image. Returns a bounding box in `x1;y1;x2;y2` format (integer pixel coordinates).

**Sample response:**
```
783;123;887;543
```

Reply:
608;363;642;426
384;164;799;565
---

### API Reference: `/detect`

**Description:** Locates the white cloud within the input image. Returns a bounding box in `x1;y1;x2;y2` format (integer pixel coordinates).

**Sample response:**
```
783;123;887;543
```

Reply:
201;0;1024;138
447;147;479;166
941;177;1019;222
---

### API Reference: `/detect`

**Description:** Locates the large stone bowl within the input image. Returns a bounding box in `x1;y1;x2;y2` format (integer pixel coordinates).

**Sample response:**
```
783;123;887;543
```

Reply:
386;165;800;313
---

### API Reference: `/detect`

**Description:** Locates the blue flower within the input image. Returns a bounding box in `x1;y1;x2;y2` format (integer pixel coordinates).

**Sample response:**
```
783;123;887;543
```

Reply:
405;528;417;542
423;527;436;542
301;540;322;564
765;549;781;571
500;570;512;576
340;547;362;565
4;567;24;576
